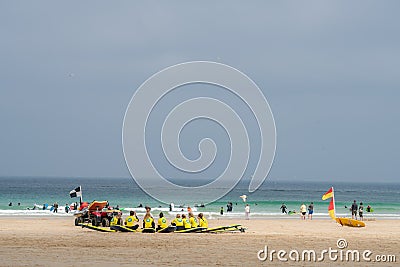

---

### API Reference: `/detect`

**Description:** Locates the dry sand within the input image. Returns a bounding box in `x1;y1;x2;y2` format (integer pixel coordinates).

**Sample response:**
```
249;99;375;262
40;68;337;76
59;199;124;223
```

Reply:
0;217;399;266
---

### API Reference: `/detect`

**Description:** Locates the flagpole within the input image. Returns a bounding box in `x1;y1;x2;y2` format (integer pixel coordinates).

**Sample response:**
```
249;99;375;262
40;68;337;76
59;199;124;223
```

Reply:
332;187;336;218
80;185;83;204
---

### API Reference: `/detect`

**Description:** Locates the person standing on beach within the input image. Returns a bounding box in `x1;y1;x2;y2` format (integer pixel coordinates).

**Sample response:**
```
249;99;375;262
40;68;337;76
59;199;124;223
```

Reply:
300;203;307;220
308;202;314;220
351;200;358;220
245;204;250;220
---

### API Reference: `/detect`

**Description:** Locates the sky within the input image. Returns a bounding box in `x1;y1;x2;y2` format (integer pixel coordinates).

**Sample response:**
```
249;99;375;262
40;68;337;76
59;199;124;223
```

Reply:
0;1;399;183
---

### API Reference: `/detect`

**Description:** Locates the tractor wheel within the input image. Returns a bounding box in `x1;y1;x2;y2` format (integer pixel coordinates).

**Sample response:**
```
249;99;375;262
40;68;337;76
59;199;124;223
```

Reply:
101;218;110;227
74;217;80;226
92;218;98;227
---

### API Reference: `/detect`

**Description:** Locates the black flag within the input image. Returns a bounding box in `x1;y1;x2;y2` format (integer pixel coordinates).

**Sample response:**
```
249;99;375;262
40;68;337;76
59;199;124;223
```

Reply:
69;186;82;198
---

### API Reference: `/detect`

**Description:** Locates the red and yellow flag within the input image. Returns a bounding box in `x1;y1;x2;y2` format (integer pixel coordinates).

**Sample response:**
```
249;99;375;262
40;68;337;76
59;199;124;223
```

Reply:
328;198;335;220
322;187;333;200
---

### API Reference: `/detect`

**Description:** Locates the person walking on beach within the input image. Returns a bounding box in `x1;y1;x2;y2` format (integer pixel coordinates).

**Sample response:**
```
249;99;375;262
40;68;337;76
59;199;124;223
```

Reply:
245;204;250;220
280;203;287;214
300;203;307;220
359;202;364;221
308;202;314;220
351;200;358;220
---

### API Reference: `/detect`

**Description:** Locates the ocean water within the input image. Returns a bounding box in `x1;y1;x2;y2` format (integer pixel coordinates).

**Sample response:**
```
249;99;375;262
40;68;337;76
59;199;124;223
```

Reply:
0;177;399;219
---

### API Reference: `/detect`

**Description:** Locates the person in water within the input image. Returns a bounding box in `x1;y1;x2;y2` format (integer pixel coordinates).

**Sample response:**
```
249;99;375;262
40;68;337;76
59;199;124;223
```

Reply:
144;206;152;217
198;213;208;228
220;207;224;215
53;202;58;213
181;214;191;229
359;202;364;221
245;204;250;220
280;203;287;214
188;212;198;228
125;211;139;230
308;202;314;220
171;214;184;231
157;212;168;231
300;203;307;220
227;202;233;212
65;203;70;213
366;205;372;212
351;200;358;220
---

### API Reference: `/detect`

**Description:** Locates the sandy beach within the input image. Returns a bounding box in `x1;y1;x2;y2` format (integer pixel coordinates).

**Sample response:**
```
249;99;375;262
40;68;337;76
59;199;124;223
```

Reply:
0;217;398;266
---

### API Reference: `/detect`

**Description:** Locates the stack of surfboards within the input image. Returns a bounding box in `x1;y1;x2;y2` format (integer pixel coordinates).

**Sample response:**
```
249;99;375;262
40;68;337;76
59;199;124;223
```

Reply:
77;223;246;233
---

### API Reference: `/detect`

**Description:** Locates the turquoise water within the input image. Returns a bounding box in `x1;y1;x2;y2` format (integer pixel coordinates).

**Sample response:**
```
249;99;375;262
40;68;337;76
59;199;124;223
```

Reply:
0;177;399;219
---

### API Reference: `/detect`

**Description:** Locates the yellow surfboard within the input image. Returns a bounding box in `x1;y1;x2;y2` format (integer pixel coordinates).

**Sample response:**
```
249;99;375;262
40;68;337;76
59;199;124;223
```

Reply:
336;217;365;227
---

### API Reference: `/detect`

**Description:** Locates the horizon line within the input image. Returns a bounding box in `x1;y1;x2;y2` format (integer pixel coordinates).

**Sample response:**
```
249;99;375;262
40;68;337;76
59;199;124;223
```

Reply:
0;175;398;184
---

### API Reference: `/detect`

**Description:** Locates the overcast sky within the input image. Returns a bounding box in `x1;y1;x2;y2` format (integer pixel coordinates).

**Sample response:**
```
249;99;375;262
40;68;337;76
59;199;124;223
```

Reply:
0;1;399;183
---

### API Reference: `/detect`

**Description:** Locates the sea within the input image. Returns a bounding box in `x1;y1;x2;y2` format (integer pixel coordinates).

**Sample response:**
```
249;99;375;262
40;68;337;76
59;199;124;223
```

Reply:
0;177;399;219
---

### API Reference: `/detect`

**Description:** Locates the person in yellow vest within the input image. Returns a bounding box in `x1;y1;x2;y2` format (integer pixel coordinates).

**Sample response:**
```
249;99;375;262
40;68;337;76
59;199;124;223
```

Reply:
125;211;139;230
157;212;168;231
171;214;184;231
188;212;198;228
142;207;155;233
198;213;208;228
181;214;191;229
110;212;123;230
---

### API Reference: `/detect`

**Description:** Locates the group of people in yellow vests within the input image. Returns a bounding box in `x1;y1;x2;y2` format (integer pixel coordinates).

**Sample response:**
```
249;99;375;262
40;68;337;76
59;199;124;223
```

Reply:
109;206;208;232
